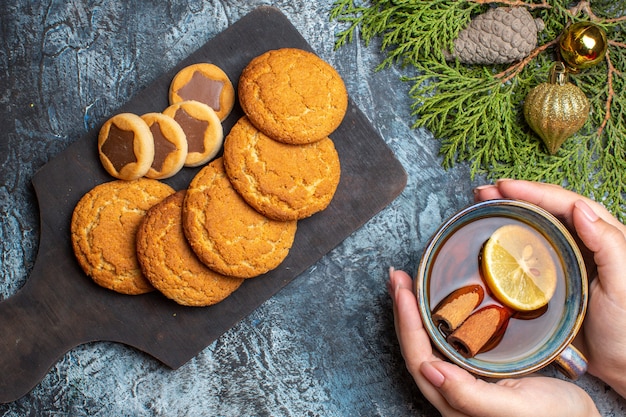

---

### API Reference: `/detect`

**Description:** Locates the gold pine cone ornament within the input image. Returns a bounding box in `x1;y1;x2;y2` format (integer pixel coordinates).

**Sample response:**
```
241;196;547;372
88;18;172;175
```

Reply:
523;62;590;155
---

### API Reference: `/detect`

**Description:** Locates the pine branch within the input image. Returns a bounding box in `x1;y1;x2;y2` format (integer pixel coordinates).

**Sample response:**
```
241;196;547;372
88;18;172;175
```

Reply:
495;40;557;83
331;0;484;67
469;0;552;9
570;0;626;22
330;0;626;222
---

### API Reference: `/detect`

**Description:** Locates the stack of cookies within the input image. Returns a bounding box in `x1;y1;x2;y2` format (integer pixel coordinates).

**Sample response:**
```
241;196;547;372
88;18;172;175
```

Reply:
97;63;234;180
71;48;347;308
225;48;346;222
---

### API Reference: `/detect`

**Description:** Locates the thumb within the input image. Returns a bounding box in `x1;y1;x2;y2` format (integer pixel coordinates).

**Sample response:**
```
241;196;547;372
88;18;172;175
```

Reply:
572;200;626;297
421;361;516;417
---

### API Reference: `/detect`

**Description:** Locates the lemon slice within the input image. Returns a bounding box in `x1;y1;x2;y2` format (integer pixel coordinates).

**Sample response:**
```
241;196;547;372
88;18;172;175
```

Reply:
481;224;558;312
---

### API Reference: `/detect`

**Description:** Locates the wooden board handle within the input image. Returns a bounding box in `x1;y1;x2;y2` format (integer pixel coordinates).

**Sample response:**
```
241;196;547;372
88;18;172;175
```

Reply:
0;265;92;403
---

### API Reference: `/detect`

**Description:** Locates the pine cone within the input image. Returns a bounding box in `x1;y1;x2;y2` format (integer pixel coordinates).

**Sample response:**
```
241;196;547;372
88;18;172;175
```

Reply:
446;7;544;65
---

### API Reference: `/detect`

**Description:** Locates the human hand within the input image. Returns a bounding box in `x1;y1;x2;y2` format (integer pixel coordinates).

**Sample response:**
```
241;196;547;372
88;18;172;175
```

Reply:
388;268;600;416
474;179;626;398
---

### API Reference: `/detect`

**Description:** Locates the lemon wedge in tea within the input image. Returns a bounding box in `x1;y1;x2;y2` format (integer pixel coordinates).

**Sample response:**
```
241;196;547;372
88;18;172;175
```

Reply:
481;224;558;312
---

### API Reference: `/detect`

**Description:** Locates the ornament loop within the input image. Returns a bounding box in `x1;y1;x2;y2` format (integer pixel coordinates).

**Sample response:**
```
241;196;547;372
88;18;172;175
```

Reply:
551;62;568;86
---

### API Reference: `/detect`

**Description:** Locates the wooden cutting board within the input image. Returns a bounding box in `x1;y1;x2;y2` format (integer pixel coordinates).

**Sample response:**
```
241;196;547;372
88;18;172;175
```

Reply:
0;6;407;403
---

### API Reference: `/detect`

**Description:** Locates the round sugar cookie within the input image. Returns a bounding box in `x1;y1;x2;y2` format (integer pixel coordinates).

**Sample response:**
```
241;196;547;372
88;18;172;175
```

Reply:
183;157;297;278
169;63;235;121
71;178;175;295
163;100;223;167
223;116;341;221
98;113;155;180
136;190;244;306
140;112;188;179
238;48;348;145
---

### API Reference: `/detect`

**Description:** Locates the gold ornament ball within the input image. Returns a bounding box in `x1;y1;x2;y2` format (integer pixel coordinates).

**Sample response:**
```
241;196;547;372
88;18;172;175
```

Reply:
559;21;608;71
523;63;590;155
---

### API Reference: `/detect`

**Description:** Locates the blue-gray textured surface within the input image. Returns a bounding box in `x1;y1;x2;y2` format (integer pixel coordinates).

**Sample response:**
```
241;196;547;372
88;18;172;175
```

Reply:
1;1;624;416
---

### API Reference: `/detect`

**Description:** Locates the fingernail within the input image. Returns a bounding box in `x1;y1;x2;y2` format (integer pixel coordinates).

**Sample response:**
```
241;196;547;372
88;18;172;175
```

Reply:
387;267;396;297
421;362;445;388
495;178;514;185
575;200;599;222
473;184;492;195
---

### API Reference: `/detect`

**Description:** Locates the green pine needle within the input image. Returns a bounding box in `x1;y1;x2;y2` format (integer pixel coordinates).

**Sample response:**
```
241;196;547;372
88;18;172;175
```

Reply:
330;0;626;222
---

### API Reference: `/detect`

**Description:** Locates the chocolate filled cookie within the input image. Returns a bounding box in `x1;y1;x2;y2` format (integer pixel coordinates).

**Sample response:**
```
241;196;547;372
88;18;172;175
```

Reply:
163;100;223;167
183;157;297;278
140;112;188;179
98;113;155;180
137;190;244;306
223;116;340;221
71;178;175;295
238;48;348;145
169;63;235;122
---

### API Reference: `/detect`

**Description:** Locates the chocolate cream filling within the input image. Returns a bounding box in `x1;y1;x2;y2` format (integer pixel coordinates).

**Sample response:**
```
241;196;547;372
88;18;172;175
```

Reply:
174;108;208;154
150;122;177;171
101;123;137;171
176;71;224;111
